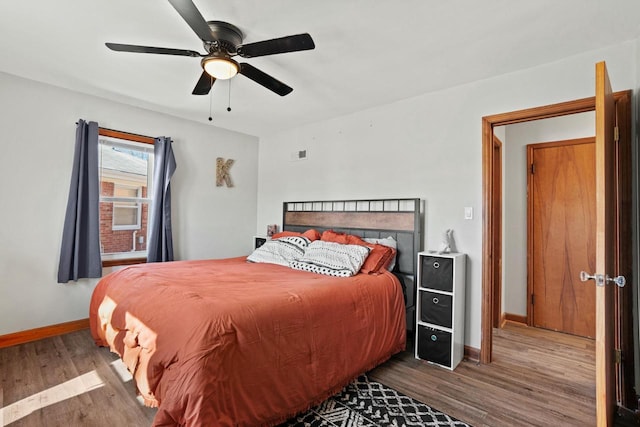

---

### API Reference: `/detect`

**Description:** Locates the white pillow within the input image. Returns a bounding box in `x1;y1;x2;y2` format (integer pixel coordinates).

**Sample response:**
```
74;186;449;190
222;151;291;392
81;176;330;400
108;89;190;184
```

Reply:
364;236;397;271
247;236;309;266
289;240;370;277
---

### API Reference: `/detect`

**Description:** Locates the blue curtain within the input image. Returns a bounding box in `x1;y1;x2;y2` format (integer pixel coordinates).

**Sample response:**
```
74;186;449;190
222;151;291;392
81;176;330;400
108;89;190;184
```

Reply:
147;137;177;263
57;120;102;283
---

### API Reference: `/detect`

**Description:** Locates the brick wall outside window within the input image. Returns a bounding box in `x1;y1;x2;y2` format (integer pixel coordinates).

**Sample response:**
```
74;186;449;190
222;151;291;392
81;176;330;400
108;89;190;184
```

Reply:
100;181;148;254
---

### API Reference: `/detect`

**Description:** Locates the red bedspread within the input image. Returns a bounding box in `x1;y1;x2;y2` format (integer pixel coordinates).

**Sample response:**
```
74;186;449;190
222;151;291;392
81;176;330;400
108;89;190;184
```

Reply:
89;257;406;426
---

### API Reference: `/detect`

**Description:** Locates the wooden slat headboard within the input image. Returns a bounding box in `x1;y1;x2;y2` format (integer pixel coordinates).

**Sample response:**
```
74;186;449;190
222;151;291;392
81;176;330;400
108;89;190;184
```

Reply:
282;198;422;331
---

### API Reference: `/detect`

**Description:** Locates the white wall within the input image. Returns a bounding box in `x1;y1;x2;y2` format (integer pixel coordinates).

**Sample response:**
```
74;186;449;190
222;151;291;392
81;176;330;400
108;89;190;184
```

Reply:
500;112;594;316
0;72;258;335
256;41;638;349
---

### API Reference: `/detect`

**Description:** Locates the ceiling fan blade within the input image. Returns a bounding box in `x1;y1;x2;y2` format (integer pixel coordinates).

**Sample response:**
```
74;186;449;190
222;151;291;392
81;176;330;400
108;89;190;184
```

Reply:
237;33;315;58
239;63;293;96
106;43;202;57
192;71;215;95
168;0;216;42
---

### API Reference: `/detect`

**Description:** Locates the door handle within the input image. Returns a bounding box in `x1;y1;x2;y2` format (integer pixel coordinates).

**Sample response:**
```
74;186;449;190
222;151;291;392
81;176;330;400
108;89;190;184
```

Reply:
580;271;626;287
609;275;626;287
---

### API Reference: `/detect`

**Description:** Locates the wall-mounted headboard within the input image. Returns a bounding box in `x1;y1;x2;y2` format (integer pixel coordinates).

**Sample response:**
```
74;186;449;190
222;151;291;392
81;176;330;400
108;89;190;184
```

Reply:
282;198;422;331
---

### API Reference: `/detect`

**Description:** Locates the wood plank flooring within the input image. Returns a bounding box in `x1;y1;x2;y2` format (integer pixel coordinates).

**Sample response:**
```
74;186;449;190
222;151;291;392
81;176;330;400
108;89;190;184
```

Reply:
0;321;616;426
370;322;598;427
0;329;156;426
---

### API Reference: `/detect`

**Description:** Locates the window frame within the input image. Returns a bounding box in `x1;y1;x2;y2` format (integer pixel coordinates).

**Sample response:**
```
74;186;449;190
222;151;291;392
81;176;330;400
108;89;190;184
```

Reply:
98;128;155;268
110;184;143;231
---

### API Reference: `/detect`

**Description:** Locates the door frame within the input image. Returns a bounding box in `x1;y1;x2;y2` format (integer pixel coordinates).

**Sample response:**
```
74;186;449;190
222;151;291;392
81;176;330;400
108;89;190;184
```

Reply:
492;135;503;328
480;90;634;406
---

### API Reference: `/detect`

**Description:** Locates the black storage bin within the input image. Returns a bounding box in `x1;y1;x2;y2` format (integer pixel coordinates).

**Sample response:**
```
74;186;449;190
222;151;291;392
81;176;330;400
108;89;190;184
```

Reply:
420;256;453;292
417;325;452;367
420;291;453;328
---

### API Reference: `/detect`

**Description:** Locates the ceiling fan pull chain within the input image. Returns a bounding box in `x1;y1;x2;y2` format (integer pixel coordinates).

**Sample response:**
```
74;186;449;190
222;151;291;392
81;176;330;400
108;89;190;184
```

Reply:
227;80;232;112
208;75;214;122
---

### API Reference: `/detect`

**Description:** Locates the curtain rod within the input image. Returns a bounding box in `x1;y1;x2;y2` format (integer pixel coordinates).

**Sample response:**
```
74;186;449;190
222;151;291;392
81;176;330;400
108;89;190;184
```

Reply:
99;126;155;141
75;122;156;144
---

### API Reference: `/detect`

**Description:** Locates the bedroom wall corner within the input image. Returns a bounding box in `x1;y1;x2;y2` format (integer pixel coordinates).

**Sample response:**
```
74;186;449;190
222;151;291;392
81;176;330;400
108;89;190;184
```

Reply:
255;41;637;352
0;72;258;336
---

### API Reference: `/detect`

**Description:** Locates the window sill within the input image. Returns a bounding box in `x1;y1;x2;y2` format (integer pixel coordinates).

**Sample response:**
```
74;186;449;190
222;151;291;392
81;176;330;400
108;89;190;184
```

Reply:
102;257;147;268
102;252;147;267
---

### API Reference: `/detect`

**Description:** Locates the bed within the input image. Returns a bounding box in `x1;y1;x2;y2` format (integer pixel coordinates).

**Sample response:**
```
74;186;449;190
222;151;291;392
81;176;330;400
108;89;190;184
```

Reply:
89;198;421;426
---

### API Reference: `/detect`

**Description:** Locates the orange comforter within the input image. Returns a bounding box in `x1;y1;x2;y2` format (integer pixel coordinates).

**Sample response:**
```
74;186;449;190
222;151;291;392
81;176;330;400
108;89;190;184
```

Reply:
89;257;406;426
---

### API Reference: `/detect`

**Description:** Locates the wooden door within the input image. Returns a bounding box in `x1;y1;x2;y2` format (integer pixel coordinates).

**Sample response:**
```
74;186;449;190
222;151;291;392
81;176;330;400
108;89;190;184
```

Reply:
481;68;634;414
528;138;596;338
593;61;616;426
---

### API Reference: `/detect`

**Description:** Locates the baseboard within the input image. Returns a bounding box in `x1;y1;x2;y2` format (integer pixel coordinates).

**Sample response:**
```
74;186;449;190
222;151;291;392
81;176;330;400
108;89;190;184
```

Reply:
464;345;480;363
0;318;90;349
501;313;527;327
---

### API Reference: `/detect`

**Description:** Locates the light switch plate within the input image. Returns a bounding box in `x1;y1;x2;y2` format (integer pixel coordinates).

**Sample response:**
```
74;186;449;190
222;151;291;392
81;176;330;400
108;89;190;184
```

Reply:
464;207;473;220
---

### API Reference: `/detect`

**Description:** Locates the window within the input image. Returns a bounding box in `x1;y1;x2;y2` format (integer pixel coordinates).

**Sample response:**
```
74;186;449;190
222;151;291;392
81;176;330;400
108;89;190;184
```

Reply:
98;130;154;265
112;185;142;230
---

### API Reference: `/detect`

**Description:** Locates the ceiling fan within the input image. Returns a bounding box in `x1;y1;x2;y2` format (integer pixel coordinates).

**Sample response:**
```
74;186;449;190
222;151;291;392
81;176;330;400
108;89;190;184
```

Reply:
106;0;315;96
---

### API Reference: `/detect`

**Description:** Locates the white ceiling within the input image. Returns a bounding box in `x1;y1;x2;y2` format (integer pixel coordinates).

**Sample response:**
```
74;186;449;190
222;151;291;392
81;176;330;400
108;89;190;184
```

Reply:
1;1;639;137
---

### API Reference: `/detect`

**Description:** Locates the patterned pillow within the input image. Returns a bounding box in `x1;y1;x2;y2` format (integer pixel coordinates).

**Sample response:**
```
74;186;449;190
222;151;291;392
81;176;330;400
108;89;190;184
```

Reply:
289;240;371;277
321;230;394;274
247;236;310;266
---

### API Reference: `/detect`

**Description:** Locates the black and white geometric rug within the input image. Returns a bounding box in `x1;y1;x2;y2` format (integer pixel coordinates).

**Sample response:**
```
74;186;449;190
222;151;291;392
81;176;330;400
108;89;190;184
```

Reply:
280;374;471;427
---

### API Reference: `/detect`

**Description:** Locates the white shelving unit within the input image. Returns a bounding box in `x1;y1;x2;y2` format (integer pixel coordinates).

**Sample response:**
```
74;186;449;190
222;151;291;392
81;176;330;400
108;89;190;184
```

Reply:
415;251;466;370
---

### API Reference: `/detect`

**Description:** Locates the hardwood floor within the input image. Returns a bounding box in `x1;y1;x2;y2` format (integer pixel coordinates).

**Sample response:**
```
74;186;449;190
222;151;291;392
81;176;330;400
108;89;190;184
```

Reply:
370;322;598;426
0;321;630;426
0;329;156;426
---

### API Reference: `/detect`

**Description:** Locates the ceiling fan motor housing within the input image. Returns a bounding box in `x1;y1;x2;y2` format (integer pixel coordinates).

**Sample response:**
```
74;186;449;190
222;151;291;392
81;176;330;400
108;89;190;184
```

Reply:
206;21;244;54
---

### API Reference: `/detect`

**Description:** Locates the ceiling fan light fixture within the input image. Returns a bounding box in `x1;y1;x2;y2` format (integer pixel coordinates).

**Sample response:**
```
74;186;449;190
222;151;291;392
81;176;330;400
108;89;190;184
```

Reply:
202;56;239;80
